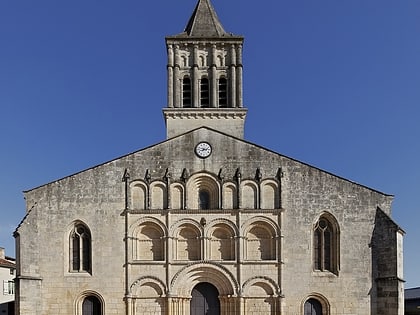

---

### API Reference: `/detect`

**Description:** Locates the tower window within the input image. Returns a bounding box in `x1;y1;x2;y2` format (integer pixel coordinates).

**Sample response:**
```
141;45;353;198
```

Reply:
182;77;191;107
200;78;209;107
219;78;227;107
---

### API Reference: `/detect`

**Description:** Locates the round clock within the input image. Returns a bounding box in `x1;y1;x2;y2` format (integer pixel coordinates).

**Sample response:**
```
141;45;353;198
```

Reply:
195;142;212;158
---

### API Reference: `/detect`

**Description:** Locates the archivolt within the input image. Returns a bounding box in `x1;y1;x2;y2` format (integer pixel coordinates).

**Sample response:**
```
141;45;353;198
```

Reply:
128;216;167;237
170;262;238;297
242;276;280;296
241;216;280;236
130;276;167;297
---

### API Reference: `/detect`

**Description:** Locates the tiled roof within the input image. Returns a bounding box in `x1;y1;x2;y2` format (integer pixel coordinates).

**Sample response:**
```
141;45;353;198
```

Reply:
0;258;15;269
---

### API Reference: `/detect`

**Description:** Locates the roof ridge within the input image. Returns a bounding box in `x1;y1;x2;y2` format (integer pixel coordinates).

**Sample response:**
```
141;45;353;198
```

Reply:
184;0;227;37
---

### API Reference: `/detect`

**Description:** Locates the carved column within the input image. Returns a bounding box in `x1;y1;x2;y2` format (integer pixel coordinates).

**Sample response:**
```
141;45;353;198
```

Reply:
211;44;217;108
236;44;243;108
174;45;181;108
167;44;174;108
193;44;199;107
230;44;237;108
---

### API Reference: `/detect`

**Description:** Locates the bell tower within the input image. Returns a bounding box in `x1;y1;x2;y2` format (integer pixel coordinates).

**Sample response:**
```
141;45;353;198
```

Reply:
163;0;247;139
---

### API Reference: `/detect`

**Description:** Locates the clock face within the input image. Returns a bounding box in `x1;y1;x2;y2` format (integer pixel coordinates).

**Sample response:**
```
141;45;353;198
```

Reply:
195;142;212;158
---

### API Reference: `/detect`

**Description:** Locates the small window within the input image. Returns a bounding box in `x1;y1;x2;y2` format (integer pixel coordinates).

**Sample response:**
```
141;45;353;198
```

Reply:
70;223;91;273
219;78;227;107
199;190;210;210
3;280;14;295
182;77;192;107
200;78;209;107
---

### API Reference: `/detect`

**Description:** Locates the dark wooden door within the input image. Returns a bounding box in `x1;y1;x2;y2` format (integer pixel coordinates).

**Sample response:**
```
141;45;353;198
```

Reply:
82;296;101;315
304;298;322;315
190;283;220;315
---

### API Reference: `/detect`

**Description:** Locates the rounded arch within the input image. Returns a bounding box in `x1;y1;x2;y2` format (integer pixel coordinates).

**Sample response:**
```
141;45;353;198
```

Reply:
130;180;147;210
172;221;202;261
132;221;165;261
75;290;105;315
170;182;184;209
168;218;202;237
260;179;279;209
186;172;220;210
205;220;237;261
205;218;238;237
170;262;238;297
242;217;279;261
149;180;167;209
216;54;225;67
130;276;167;297
129;216;167;237
242;276;280;297
242;216;280;236
240;180;258;209
301;293;330;315
180;54;190;68
222;182;237;209
198;55;206;67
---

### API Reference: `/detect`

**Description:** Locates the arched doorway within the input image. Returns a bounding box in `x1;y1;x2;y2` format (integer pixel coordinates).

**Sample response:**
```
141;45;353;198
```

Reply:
190;282;220;315
304;298;322;315
82;295;102;315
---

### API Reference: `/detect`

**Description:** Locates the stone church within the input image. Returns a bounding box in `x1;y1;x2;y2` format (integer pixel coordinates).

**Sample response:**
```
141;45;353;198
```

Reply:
14;0;404;314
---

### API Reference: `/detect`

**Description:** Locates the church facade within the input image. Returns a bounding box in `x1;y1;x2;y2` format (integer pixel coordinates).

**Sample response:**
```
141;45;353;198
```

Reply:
14;1;404;314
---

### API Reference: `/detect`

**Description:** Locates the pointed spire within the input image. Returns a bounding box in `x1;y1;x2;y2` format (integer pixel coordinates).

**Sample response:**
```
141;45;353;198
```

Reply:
184;0;227;37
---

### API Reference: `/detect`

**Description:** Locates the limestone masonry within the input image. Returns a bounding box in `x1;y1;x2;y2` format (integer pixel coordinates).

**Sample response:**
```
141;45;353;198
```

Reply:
14;0;404;314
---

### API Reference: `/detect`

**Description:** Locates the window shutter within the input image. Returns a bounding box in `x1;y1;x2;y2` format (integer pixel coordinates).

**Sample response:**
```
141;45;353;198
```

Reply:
3;280;8;294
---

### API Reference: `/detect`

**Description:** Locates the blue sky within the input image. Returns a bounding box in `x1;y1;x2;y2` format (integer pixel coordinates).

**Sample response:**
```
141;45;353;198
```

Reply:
1;0;419;287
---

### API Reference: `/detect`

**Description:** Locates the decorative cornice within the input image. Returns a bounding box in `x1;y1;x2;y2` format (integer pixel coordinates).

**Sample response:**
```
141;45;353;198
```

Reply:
163;108;247;120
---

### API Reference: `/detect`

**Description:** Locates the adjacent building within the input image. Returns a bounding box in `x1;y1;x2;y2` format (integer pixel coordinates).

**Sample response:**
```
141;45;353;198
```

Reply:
0;247;15;315
14;0;404;314
405;287;420;315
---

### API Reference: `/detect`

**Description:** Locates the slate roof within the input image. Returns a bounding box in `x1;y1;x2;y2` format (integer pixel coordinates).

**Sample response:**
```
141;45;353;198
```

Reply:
184;0;226;36
406;287;420;300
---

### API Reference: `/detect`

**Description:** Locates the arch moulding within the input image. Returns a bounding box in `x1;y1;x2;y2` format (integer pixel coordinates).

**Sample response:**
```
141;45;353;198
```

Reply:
169;262;238;297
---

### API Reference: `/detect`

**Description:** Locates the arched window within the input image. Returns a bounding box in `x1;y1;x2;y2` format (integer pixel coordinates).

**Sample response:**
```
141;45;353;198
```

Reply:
82;295;102;315
135;223;164;261
304;298;322;315
209;224;235;260
199;190;210;210
246;225;276;260
176;225;200;260
70;223;91;273
314;215;339;274
218;77;227;107
200;78;209;107
183;77;192;107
